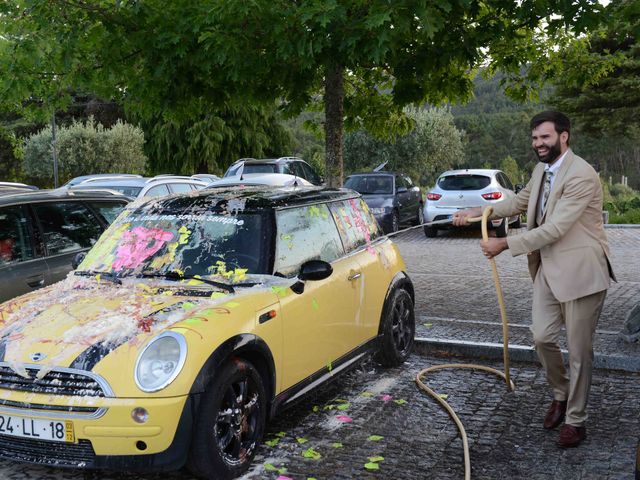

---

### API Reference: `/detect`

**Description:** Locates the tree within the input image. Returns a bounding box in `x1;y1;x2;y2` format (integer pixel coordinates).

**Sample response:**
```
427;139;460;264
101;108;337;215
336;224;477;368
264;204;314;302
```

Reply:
23;118;146;186
344;107;465;186
0;1;607;186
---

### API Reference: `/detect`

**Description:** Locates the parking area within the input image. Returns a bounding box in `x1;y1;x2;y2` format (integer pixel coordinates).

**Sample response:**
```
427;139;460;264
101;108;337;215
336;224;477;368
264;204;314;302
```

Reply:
1;225;638;479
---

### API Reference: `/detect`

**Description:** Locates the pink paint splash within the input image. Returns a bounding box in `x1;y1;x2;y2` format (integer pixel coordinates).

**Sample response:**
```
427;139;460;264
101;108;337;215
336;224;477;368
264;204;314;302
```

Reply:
337;415;353;423
113;226;174;270
381;394;393;402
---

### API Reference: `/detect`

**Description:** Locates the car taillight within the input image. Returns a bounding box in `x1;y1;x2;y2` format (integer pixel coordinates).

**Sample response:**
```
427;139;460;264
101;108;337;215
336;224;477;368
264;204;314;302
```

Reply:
481;191;503;200
427;193;442;201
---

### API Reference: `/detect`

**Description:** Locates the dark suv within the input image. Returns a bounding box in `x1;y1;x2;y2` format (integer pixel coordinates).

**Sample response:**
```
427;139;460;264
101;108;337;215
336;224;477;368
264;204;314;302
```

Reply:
0;189;131;302
223;157;323;185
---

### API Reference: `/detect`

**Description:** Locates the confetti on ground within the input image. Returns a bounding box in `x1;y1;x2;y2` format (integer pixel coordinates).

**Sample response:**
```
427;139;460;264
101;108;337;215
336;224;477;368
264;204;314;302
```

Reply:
381;394;393;402
331;442;344;448
364;462;380;470
276;476;293;480
336;398;348;403
423;322;433;327
275;432;286;437
337;403;350;411
265;438;280;447
312;405;320;412
296;437;309;444
439;393;449;399
360;391;374;397
302;447;322;460
367;435;384;442
336;415;353;423
369;456;385;462
394;399;408;405
264;463;287;474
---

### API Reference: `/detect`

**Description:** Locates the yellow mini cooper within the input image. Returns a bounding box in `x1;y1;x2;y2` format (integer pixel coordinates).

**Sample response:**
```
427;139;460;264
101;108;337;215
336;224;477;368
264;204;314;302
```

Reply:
0;186;414;478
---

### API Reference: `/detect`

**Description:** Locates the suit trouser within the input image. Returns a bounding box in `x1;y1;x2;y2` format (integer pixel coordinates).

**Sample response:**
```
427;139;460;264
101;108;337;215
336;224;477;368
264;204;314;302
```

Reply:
530;263;607;427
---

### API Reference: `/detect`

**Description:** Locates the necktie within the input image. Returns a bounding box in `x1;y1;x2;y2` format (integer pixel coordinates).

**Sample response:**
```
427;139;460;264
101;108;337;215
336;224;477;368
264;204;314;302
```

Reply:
541;171;553;214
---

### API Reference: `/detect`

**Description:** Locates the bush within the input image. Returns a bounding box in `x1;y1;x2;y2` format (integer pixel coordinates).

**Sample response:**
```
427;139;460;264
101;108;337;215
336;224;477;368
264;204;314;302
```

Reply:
23;117;147;186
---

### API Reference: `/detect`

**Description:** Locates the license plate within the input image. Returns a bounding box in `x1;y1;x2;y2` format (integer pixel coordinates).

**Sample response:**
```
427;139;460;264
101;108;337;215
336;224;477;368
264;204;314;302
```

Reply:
0;413;74;443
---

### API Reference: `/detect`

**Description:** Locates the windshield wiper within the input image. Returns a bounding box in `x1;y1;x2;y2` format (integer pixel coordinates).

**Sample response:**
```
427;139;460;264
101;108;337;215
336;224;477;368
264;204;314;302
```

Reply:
137;271;235;293
74;270;122;285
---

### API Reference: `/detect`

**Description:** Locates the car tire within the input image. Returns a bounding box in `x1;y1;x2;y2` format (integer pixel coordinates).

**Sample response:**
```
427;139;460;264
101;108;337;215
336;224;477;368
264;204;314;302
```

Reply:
187;358;266;480
424;225;438;238
390;211;400;233
413;205;425;226
512;214;521;228
495;218;509;238
377;288;415;367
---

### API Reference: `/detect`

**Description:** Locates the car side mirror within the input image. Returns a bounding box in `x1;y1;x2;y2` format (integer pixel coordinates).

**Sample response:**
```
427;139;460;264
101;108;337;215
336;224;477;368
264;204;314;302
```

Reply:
514;183;525;194
72;252;86;269
396;186;407;193
298;260;333;281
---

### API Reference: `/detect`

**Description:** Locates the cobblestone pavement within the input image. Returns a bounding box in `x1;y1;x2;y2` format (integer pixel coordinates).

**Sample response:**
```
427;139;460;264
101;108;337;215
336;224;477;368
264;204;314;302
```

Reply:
1;225;638;479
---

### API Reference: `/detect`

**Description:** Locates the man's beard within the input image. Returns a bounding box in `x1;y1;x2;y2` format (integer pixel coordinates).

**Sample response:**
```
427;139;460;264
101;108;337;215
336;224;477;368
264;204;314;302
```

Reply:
535;138;562;164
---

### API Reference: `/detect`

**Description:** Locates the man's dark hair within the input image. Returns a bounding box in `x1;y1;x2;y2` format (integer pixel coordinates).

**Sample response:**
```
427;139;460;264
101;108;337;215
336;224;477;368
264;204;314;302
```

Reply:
530;111;571;144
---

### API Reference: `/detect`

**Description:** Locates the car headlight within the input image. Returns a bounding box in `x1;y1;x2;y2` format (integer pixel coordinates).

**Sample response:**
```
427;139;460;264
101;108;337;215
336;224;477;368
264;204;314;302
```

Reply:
369;207;387;215
135;332;187;392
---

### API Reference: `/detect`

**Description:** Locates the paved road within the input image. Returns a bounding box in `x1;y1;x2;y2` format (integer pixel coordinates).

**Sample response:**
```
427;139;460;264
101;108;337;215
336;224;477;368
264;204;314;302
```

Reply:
2;225;638;479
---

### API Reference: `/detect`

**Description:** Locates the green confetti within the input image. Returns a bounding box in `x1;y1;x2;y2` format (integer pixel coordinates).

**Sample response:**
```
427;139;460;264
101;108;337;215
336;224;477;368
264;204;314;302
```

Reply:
312;405;320;412
337;403;350;411
360;391;374;397
323;404;335;411
264;463;286;472
423;322;433;328
326;361;332;373
364;462;380;470
439;393;449;400
331;442;344;448
265;438;280;447
275;431;286;438
296;437;309;444
335;398;349;403
367;435;384;442
394;399;408;405
302;447;322;460
181;301;196;310
369;456;385;462
311;298;319;310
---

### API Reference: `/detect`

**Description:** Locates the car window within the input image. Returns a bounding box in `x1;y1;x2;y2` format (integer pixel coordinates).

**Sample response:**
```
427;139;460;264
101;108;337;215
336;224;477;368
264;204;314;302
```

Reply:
344;176;393;195
438;175;491;191
0;205;35;265
329;198;381;253
289;161;306;179
169;183;194;193
145;184;171;197
33;202;103;255
395;176;407;190
301;162;321;185
498;172;514;190
224;163;243;177
86;201;128;224
243;164;277;174
274;204;344;277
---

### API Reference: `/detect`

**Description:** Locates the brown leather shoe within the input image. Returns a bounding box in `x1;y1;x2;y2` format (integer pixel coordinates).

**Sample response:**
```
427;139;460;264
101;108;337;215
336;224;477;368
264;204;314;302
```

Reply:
543;400;567;429
557;424;586;448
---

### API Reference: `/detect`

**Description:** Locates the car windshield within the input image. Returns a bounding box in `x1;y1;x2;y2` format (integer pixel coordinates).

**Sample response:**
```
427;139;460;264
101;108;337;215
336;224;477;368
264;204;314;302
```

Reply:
438;175;491;191
78;207;269;282
243;164;278;174
344;176;393;195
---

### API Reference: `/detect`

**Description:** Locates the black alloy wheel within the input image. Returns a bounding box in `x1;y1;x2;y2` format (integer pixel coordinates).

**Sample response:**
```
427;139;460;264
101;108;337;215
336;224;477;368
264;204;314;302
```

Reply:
390;211;400;233
378;288;415;367
495;217;509;238
187;359;266;479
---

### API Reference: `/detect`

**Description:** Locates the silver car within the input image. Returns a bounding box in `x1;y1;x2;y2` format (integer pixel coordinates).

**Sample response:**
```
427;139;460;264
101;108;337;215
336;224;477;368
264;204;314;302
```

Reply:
423;168;521;238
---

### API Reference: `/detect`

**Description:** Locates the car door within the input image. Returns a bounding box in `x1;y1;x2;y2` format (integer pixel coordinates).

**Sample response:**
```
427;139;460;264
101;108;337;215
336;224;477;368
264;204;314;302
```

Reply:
403;175;421;219
0;204;48;303
31;201;106;286
274;203;361;390
394;175;412;222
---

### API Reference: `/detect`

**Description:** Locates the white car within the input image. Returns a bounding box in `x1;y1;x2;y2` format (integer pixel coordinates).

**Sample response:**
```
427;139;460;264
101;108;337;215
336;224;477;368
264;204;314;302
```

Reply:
423;168;521;238
69;175;208;199
207;173;314;188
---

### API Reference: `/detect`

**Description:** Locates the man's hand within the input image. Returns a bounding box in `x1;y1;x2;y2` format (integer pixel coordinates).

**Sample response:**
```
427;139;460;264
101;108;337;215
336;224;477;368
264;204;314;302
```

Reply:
480;238;509;259
452;207;482;226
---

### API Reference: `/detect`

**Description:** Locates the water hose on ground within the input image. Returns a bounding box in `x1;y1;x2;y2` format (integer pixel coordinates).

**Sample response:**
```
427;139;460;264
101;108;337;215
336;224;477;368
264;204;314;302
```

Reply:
415;207;515;480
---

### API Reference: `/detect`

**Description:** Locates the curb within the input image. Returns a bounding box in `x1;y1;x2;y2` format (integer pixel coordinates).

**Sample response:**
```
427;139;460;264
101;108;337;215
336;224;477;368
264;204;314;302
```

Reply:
414;337;640;373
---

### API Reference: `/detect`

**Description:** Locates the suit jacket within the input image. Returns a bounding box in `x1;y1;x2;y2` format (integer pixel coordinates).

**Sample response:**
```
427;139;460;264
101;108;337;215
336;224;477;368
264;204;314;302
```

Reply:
491;149;615;302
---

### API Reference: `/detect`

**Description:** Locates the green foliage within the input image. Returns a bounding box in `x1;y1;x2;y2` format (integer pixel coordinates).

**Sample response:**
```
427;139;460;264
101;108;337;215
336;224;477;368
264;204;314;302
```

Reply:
23;118;146;186
499;155;523;185
603;182;640;224
344;107;464;187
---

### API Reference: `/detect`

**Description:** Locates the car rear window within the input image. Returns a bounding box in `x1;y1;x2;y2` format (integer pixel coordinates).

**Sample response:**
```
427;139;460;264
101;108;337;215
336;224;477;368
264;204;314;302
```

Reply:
243;164;277;174
344;176;393;195
438;175;491;191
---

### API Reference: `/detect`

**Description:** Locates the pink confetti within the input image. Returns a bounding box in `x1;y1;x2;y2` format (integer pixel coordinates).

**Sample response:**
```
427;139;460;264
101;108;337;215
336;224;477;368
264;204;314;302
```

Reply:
337;415;353;423
277;477;293;480
381;394;393;402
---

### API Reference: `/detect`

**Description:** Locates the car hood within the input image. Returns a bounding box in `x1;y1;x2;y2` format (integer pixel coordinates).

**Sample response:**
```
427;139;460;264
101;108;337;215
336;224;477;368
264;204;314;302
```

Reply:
0;273;294;375
360;194;394;208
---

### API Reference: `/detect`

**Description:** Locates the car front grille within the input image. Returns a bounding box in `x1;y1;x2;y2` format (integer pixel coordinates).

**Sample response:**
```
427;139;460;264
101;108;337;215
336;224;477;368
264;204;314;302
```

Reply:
0;364;108;397
0;434;96;467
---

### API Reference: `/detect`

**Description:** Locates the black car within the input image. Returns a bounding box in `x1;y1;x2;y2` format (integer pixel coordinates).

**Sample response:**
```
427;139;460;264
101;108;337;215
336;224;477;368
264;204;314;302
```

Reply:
0;189;131;302
344;172;423;233
223;157;323;185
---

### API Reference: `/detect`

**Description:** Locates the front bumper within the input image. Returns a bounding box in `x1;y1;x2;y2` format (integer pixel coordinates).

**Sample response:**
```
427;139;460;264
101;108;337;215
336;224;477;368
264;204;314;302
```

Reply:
0;392;198;471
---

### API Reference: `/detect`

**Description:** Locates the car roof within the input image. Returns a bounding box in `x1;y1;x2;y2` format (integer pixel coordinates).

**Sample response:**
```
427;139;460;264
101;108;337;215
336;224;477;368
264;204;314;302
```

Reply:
439;168;501;177
71;177;208;188
232;157;306;165
142;186;358;212
207;173;313;188
346;172;399;177
0;188;133;206
64;173;143;186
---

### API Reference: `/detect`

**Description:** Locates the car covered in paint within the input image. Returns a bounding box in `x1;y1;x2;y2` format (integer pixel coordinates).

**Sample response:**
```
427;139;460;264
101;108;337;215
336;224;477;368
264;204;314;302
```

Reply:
344;172;423;233
422;168;521;238
0;186;415;478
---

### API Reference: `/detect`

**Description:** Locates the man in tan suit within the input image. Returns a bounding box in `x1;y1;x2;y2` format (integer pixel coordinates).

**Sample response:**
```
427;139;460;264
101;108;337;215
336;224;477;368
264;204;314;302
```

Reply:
453;111;614;448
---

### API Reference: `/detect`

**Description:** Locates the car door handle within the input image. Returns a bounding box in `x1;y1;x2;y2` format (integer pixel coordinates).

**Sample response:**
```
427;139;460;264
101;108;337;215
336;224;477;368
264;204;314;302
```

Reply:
27;277;44;288
348;272;361;281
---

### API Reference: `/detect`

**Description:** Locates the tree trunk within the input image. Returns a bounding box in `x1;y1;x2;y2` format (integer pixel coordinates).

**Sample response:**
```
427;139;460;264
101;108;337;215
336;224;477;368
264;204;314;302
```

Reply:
324;63;344;187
